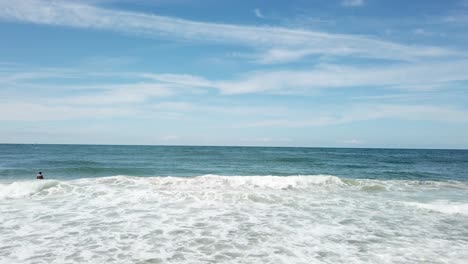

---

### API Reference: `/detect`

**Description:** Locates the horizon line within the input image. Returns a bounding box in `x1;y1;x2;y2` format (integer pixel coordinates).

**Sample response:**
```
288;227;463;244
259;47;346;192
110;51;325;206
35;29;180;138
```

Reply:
1;142;466;151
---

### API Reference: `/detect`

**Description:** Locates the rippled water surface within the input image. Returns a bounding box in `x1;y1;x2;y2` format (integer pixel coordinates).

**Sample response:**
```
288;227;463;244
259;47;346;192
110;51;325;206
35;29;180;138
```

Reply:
1;145;467;263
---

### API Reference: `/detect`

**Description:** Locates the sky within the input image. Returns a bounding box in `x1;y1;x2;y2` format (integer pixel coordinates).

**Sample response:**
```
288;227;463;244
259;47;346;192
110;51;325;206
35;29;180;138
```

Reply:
0;0;468;148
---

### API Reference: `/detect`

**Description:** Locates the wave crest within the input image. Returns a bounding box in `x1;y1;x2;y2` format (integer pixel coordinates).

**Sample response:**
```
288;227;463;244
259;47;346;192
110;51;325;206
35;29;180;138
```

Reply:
0;180;60;199
80;174;345;190
3;175;468;201
404;201;468;216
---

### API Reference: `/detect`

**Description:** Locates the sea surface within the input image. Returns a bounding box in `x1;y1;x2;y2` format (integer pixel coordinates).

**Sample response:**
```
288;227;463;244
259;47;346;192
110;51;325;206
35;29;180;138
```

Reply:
1;144;467;264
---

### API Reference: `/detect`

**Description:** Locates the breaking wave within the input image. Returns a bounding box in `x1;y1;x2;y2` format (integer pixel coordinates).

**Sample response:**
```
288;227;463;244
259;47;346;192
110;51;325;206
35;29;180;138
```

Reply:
404;201;468;216
0;180;60;199
1;175;468;263
2;174;468;201
0;174;345;200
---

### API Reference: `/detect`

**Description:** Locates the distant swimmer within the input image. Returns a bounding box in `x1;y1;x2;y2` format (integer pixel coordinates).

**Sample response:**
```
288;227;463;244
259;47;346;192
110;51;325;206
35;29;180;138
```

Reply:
36;172;44;180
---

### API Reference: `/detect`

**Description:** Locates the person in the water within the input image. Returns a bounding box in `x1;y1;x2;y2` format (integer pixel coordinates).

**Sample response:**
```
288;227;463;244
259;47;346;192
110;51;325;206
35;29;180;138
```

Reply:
36;172;44;180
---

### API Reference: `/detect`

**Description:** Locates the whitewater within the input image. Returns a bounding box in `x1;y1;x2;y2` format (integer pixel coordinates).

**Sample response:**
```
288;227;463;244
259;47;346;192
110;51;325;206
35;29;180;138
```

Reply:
1;174;468;264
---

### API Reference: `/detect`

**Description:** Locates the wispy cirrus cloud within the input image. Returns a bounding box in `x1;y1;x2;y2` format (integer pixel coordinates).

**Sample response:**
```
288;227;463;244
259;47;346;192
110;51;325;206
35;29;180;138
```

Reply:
0;102;137;121
2;59;468;97
443;14;468;24
0;0;460;64
54;83;174;105
215;60;468;94
254;8;265;19
1;65;467;129
242;104;468;128
413;28;436;36
3;94;466;128
342;139;363;145
341;0;365;7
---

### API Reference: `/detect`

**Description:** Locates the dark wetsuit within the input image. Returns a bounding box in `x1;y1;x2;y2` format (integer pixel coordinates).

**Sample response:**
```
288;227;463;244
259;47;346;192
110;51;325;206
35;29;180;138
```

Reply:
36;174;44;180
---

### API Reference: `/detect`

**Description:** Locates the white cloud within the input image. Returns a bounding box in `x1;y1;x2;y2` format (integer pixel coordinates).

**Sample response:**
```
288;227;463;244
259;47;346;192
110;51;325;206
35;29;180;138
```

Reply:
149;101;291;118
341;0;365;7
413;28;435;36
0;69;77;84
342;139;362;145
2;59;468;99
0;0;459;64
443;14;468;23
152;102;193;111
0;102;136;121
214;60;468;94
141;73;212;88
55;83;173;105
256;49;317;64
254;8;264;19
242;104;468;128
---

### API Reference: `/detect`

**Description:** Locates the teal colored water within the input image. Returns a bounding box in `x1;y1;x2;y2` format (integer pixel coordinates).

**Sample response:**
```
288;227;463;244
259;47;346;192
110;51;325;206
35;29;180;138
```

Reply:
1;144;468;263
0;144;467;181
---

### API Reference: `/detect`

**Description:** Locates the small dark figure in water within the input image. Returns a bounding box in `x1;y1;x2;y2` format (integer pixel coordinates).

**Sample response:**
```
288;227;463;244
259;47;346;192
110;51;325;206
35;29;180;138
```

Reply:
36;172;44;180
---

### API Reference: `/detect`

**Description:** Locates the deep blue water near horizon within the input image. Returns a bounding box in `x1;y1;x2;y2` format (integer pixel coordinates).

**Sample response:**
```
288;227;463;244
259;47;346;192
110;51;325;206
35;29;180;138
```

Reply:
1;143;467;182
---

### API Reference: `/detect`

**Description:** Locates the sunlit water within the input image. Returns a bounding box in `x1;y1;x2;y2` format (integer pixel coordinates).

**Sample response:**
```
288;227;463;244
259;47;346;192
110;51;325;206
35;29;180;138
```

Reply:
1;145;467;263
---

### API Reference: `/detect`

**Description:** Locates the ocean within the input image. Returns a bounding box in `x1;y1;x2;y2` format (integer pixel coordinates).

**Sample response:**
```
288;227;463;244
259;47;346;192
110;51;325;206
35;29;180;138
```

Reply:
0;144;467;263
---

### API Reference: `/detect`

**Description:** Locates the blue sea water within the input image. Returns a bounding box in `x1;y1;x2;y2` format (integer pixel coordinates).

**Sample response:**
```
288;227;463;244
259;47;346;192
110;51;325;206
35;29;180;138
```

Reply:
1;144;467;181
1;144;468;264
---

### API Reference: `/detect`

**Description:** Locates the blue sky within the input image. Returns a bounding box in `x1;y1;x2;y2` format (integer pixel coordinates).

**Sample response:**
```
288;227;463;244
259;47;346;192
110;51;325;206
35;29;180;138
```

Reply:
0;0;467;148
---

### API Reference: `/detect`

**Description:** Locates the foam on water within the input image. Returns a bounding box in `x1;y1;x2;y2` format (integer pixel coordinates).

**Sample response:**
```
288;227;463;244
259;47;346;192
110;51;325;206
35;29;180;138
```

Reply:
1;175;468;264
91;174;346;190
404;201;468;216
0;180;60;199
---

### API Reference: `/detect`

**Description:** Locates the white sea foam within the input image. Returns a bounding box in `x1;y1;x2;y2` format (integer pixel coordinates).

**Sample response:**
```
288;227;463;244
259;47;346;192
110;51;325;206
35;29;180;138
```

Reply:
91;173;341;185
1;175;468;264
404;201;468;215
0;180;60;199
111;174;346;190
